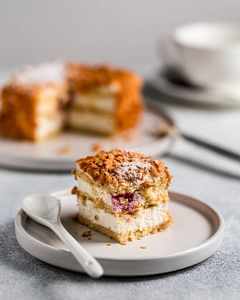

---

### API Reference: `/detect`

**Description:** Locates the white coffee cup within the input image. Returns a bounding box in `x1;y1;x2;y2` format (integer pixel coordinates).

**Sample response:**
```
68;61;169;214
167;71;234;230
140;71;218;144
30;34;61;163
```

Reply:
165;22;240;89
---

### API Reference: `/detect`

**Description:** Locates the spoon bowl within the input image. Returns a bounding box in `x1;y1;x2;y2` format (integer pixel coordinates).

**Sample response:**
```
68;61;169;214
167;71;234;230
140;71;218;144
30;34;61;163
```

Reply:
22;194;104;278
22;194;60;223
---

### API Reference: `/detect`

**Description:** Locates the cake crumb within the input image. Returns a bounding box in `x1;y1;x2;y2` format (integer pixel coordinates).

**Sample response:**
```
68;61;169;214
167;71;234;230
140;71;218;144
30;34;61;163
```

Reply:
137;238;141;240
71;186;78;195
73;214;78;221
92;143;102;152
120;242;127;245
107;243;111;246
140;246;147;249
88;237;92;240
157;123;175;138
57;145;71;154
151;229;158;234
82;230;92;237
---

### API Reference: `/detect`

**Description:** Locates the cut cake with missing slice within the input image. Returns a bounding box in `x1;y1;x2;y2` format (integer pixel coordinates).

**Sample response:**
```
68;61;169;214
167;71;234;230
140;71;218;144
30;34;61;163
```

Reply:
0;62;143;141
72;148;173;243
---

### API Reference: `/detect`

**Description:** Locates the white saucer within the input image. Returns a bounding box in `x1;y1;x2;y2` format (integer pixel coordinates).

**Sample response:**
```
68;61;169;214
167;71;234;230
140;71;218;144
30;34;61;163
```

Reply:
150;71;240;107
15;189;224;277
0;104;173;171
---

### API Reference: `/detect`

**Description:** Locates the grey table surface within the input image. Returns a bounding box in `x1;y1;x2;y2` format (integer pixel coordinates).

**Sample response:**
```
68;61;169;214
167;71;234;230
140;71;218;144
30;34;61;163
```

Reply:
0;65;240;300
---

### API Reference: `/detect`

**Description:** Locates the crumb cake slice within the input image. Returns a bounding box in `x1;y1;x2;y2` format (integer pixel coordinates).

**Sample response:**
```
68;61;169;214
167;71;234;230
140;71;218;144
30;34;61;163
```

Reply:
72;149;173;243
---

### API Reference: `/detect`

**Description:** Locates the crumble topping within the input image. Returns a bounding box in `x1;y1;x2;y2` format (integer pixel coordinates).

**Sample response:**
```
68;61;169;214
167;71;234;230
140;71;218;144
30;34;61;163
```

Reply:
76;148;172;189
67;64;142;93
114;161;152;185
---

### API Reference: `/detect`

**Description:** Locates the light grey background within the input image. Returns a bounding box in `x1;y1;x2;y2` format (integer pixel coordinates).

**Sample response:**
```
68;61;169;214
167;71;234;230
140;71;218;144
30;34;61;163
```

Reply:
1;3;240;299
1;0;240;68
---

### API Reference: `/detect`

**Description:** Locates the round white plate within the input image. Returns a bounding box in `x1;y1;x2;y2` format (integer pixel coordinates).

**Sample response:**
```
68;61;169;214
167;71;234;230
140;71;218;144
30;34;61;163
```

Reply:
0;104;174;171
15;189;224;277
149;71;240;107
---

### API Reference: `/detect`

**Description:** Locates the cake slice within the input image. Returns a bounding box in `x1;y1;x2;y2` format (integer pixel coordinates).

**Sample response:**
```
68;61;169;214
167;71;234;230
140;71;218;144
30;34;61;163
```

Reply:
0;62;68;141
66;64;143;135
72;149;173;243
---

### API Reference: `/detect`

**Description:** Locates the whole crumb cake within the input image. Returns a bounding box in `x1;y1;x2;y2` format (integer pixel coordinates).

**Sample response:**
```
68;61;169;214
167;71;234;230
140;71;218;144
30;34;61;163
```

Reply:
0;62;143;141
72;148;173;243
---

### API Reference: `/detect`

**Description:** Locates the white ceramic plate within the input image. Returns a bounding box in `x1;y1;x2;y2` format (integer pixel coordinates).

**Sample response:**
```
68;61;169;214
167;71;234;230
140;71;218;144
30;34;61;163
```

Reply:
15;189;224;277
150;71;240;107
0;104;173;171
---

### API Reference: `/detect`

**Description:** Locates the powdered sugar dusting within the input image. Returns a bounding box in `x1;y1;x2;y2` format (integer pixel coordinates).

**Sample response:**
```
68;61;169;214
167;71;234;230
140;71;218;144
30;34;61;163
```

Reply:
114;160;152;185
14;62;66;86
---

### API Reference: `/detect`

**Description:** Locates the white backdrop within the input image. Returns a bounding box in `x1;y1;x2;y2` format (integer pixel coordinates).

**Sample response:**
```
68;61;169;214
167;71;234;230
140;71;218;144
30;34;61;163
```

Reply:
1;0;240;68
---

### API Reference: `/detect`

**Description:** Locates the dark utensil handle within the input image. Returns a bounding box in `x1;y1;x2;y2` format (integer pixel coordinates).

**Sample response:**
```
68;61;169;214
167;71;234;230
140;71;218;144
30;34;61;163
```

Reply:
182;133;240;162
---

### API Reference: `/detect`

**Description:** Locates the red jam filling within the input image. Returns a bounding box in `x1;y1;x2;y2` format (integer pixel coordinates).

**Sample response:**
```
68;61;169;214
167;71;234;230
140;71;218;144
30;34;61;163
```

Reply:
111;192;139;213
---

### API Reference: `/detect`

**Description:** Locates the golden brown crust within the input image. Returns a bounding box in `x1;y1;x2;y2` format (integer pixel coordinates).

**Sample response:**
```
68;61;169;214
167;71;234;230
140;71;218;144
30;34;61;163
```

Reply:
0;85;37;140
76;148;173;189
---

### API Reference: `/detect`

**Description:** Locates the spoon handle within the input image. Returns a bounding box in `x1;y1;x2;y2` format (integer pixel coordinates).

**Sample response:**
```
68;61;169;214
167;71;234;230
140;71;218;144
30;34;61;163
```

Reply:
49;221;103;278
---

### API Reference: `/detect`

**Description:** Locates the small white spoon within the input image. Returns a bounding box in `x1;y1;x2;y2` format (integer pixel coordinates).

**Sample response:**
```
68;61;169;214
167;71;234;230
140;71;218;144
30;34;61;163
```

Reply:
22;194;104;278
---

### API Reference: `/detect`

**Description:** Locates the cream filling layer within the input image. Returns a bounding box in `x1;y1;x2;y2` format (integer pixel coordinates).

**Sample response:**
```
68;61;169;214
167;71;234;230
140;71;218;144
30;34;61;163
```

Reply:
77;176;113;207
66;110;115;134
76;175;168;208
73;92;115;113
78;199;169;233
35;115;64;139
